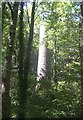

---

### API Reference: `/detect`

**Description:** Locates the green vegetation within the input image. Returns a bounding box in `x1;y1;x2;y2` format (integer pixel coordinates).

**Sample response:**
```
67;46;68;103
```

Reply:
2;1;83;118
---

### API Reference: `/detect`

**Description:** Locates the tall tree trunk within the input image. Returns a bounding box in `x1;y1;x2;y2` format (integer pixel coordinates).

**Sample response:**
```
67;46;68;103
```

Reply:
2;2;19;118
24;2;35;76
35;23;51;91
17;2;35;118
37;24;47;81
18;2;25;118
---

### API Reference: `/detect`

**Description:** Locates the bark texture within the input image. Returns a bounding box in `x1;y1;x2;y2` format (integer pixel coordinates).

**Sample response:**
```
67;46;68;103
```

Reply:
2;2;19;118
36;23;51;91
37;24;47;81
18;2;25;118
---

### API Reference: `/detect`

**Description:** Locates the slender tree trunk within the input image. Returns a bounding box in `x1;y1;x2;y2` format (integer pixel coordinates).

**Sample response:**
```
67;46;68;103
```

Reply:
24;2;35;76
2;2;19;118
18;2;25;118
17;2;35;118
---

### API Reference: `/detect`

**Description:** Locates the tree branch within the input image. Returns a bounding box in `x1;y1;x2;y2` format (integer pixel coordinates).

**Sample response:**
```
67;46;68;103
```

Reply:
7;2;13;19
34;11;49;22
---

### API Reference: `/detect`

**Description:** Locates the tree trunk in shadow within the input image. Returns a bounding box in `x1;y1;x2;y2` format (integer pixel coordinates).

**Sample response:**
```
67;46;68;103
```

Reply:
2;2;19;118
17;2;35;118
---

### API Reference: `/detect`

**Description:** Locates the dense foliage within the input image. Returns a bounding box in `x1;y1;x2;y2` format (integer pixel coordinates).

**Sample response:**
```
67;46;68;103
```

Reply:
2;1;83;118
